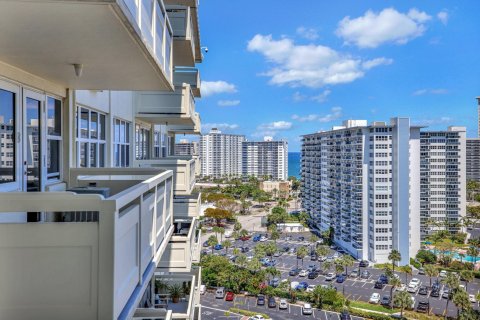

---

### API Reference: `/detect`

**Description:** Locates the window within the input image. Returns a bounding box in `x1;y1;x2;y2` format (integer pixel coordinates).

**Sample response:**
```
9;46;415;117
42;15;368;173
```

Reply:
153;125;167;158
76;107;106;167
114;118;131;167
0;88;15;183
136;124;150;160
47;97;62;180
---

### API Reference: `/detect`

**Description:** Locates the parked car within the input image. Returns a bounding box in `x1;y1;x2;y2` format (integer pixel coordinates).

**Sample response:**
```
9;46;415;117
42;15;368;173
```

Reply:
418;286;428;295
289;268;300;276
307;264;318;271
417;300;429;313
439;270;448;278
442;288;450;299
469;294;477;303
224;231;232;238
253;235;261;242
225;291;234;301
260;236;267;242
296;282;309;290
336;274;346;283
214;244;223;250
350;268;359;278
359;260;369;267
340;311;352;320
360;270;370;279
203;241;209;247
279;299;288;310
273;251;282;257
200;285;206;295
268;296;276;308
378;274;389;284
248;315;266;320
369;293;381;304
215;287;225;299
430;288;440;297
256;295;265;306
299;269;308;277
270;277;280;288
283;246;290;252
306;285;316;293
380;295;391;306
418;267;425;275
310;255;317;261
308;271;319;279
374;281;385;289
318;256;327;262
325;272;336;281
289;247;296;254
290;281;300;290
239;236;250;241
396;284;407;292
298;236;305;242
302;303;313;315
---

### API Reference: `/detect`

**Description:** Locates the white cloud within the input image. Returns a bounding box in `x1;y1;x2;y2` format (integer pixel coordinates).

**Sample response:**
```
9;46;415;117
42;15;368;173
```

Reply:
217;100;240;107
247;34;391;88
362;57;394;70
413;88;449;96
292;91;307;102
336;8;431;48
202;123;239;133
311;89;331;103
291;107;342;123
258;121;292;130
437;11;449;25
296;27;319;40
413;117;452;126
201;81;237;97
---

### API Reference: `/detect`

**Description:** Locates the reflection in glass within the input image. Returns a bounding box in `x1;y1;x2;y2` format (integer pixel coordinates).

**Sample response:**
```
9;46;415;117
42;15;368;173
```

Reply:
80;142;87;167
26;97;41;191
80;108;88;138
47;140;60;179
47;97;61;136
90;143;97;167
91;112;98;139
0;89;15;183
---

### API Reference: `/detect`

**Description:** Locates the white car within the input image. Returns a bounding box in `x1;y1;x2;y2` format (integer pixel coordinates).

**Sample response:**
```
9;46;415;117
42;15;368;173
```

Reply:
407;284;419;293
199;284;206;295
370;293;381;304
306;285;316;292
409;278;421;286
325;272;336;281
248;316;266;320
224;231;232;238
318;256;327;262
260;236;267;242
299;269;308;277
302;303;313;315
396;284;407;292
469;294;477;303
439;270;448;278
291;281;300;290
279;299;288;309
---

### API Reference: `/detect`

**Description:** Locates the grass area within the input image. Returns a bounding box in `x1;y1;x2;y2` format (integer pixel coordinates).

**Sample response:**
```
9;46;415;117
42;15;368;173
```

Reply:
229;307;270;319
404;311;444;320
349;301;399;314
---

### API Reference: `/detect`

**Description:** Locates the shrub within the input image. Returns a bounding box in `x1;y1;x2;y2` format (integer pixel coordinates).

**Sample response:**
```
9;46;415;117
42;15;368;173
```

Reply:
347;308;393;320
410;258;422;269
416;250;437;264
229;308;270;319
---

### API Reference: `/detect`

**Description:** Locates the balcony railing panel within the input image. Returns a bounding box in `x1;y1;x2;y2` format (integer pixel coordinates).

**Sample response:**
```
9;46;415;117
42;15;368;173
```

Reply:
173;193;201;218
173;67;201;97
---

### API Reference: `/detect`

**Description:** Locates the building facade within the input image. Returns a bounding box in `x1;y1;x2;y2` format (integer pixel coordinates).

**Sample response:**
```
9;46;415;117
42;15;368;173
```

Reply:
301;118;466;265
0;1;203;319
242;139;288;180
175;139;199;156
466;138;480;182
199;129;245;178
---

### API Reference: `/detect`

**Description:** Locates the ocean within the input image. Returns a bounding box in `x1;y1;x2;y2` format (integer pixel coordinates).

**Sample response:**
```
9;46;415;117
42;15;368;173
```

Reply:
288;152;301;179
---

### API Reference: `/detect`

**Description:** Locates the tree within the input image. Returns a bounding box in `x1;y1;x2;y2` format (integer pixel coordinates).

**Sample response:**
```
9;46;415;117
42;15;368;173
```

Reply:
264;242;277;257
323;261;333;273
254;244;266;259
399;265;412;284
315;245;330;259
234;221;242;232
215;198;238;214
297;246;308;267
416;250;437;265
452;288;472;318
232;248;240;256
389;277;402;308
235;254;247;268
218;227;225;242
222;240;232;255
247;258;262;273
207;235;218;252
270;229;280;244
424;264;439;289
442;272;460;317
339;255;355;275
394;291;412;317
309;235;319;254
388;250;401;274
205;208;232;226
298;212;309;227
467;246;479;264
460;270;474;291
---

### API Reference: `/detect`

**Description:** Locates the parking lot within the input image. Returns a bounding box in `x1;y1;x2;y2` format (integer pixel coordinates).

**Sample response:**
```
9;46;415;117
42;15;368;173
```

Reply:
201;231;480;318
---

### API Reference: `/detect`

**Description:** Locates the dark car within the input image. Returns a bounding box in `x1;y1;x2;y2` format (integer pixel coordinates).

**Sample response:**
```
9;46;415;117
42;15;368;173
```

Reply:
310;255;317;261
308;271;319;279
214;244;223;250
431;280;441;291
361;270;370;279
257;295;265;306
374;281;385;289
298;236;305;241
283;246;290;252
253;235;261;242
418;286;428;295
430;289;440;297
336;275;346;283
378;274;388;284
380;295;391;306
307;264;318;272
203;241;209;247
359;260;369;267
340;311;352;320
289;268;300;276
417;300;429;313
270;277;280;287
296;282;309;290
268;296;276;308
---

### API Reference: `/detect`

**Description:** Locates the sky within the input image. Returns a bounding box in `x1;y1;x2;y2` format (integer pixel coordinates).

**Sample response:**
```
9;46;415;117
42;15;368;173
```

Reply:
192;0;480;151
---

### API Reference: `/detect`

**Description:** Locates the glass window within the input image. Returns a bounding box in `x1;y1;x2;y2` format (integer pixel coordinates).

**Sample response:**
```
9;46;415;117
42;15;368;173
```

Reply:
113;118;131;167
76;107;106;168
46;97;62;180
135;124;150;160
0;89;15;184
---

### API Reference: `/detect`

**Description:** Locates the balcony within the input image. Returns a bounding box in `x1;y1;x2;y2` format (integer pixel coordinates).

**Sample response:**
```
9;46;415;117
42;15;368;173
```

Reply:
0;0;174;91
166;112;201;135
134;267;202;320
173;67;201;97
135;156;196;195
165;2;202;66
0;168;174;320
136;84;197;126
158;217;201;271
173;193;201;218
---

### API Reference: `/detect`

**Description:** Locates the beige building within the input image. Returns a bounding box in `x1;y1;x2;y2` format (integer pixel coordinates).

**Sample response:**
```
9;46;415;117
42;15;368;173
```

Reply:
0;1;204;319
259;180;291;198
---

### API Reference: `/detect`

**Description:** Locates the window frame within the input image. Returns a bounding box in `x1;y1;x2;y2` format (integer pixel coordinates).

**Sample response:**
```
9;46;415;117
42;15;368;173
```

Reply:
46;96;63;181
76;106;107;168
113;118;131;167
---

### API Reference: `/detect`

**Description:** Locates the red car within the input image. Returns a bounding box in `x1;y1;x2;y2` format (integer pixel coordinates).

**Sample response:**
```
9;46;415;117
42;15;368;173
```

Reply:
239;236;250;241
225;291;235;301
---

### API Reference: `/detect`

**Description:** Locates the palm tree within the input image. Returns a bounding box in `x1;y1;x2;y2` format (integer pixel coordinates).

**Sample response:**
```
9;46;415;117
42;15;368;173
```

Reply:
315;245;330;260
424;264;439;289
309;235;319;255
389;277;402;308
393;291;411;317
323;261;333;274
235;254;247;268
388;250;401;274
234;221;242;231
270;229;280;244
222;240;232;255
232;248;240;256
340;255;355;275
467;246;479;264
460;270;474;291
207;235;218;252
247;258;262;273
442;272;460;317
400;265;412;284
218;227;225;242
297;246;308;267
452;289;472;318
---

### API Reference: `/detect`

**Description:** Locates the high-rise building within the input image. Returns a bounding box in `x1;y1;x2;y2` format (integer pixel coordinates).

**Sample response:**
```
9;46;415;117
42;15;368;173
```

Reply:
199;128;245;178
0;1;204;319
175;139;198;156
242;138;288;180
301;118;466;264
477;97;480;138
466;138;480;182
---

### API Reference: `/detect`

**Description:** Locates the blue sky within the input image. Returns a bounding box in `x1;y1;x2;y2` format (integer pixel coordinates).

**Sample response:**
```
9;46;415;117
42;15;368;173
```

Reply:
193;0;480;151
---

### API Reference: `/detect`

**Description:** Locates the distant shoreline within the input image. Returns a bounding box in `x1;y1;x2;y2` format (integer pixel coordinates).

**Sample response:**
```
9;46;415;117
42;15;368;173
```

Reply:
288;152;301;179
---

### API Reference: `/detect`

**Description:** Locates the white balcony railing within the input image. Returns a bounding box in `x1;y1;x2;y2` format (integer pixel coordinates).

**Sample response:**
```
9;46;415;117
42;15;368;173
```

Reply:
135;84;196;126
173;67;201;97
135;156;196;195
0;168;174;320
173;193;201;218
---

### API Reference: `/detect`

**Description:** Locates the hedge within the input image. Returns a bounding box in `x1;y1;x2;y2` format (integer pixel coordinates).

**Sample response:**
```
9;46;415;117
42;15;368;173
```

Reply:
346;308;393;320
